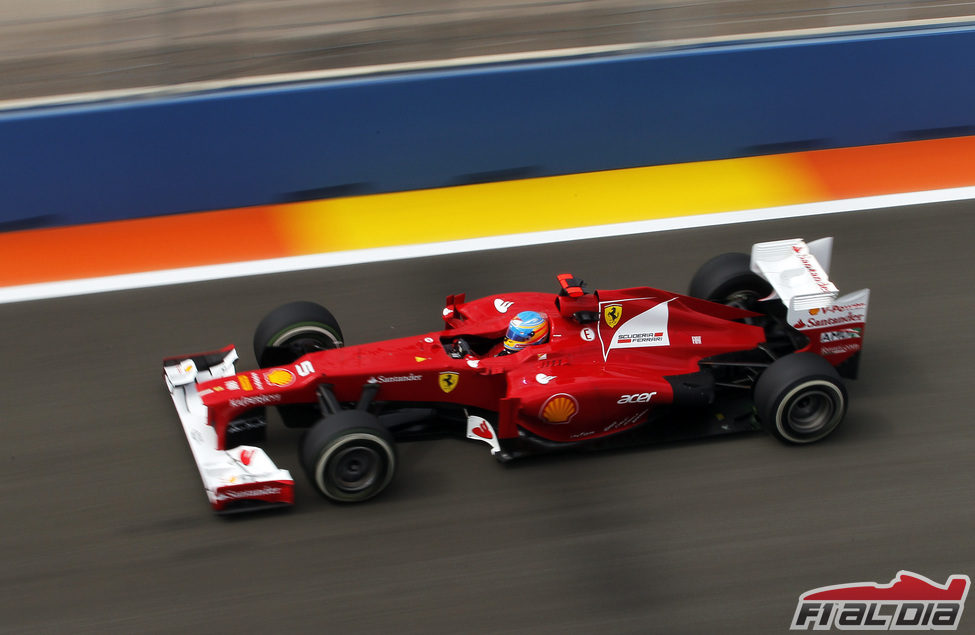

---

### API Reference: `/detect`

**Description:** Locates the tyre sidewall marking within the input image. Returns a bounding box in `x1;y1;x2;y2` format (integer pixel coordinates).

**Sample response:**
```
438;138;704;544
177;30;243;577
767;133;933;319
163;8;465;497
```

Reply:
774;379;845;443
314;432;395;501
270;323;342;349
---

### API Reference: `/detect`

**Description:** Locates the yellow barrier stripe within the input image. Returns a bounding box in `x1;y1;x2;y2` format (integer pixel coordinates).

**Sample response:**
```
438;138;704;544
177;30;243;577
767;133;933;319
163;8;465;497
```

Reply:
278;154;824;254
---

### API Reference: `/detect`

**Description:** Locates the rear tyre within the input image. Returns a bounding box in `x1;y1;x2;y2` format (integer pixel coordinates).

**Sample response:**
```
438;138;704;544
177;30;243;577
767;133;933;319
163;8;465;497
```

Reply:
253;301;343;368
754;353;847;444
300;410;396;503
688;252;772;308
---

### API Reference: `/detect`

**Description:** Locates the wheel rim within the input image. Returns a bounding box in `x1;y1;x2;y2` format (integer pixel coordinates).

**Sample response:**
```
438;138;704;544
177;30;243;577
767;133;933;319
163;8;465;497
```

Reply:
288;336;328;355
327;445;381;493
723;289;761;308
271;324;342;349
262;324;341;366
785;389;836;434
313;431;396;502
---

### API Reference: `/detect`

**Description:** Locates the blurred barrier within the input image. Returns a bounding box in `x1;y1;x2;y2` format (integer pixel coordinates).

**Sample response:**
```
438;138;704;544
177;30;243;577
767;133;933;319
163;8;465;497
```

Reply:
2;24;975;230
5;1;973;101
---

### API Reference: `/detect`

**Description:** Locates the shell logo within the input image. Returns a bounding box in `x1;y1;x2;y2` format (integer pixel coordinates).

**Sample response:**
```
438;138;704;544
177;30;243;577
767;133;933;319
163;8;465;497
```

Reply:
539;393;579;424
264;368;296;387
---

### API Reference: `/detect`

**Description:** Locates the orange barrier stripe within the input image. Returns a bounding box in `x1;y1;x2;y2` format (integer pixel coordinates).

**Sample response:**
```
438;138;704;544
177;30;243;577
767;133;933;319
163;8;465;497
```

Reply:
0;206;287;285
801;136;975;198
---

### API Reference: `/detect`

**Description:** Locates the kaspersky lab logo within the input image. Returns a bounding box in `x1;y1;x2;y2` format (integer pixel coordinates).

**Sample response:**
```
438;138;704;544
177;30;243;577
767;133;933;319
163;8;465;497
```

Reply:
791;570;970;630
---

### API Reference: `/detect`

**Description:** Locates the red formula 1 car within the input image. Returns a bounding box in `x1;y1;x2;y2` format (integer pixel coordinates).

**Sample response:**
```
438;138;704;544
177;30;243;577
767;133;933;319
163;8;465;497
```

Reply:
164;238;869;513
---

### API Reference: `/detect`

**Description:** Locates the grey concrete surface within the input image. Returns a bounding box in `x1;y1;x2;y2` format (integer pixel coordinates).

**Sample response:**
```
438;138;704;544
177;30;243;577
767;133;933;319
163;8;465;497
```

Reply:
0;204;972;633
2;1;975;100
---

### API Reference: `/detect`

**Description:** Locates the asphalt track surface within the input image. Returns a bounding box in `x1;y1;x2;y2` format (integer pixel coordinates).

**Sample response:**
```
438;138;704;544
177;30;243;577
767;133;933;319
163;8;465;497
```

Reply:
2;201;973;633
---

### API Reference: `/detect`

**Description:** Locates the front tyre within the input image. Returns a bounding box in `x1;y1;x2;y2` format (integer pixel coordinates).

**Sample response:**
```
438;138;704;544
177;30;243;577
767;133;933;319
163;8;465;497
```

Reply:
300;411;396;503
754;353;847;444
254;301;344;428
253;301;343;368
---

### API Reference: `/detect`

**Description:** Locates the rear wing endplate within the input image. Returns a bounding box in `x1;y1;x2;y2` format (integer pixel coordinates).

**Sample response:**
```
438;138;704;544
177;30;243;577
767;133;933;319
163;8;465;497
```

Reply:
751;238;870;376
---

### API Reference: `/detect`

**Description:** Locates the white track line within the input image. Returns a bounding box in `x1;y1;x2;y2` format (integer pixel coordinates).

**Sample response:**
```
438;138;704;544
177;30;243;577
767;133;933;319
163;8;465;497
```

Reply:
2;186;974;304
2;16;974;112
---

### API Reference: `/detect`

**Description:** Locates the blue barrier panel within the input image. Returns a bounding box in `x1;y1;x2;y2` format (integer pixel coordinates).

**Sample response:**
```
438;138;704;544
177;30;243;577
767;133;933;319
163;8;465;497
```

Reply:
2;25;974;229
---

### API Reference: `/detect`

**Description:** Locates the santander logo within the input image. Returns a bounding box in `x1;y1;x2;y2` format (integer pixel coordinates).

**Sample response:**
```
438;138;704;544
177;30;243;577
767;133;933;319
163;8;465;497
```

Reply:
239;449;254;466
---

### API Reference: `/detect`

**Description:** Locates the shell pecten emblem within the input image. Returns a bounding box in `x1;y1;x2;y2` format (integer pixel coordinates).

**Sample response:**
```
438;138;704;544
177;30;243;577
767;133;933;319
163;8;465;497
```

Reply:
264;368;296;387
539;393;579;424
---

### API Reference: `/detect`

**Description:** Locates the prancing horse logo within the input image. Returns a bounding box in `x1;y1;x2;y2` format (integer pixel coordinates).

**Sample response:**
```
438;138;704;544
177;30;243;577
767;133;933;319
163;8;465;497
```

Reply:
604;304;622;328
439;371;459;393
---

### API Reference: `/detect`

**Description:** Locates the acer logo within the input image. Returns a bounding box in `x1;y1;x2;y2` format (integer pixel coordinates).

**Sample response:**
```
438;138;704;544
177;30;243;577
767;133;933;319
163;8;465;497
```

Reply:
617;392;657;404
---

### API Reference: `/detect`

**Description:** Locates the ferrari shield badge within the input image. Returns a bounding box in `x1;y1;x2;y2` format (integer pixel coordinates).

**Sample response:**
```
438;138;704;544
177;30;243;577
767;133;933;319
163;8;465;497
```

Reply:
438;371;459;393
604;304;623;329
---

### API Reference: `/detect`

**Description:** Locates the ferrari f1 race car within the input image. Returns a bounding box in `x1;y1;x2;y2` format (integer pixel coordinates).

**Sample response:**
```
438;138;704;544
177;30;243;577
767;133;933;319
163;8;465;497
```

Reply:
164;238;869;513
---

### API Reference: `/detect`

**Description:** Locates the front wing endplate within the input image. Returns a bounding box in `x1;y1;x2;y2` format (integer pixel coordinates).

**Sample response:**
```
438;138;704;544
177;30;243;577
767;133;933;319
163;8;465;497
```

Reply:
164;347;294;513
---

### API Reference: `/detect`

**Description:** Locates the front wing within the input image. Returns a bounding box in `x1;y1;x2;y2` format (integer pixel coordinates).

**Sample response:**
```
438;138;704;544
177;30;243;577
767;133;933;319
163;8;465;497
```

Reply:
163;346;293;513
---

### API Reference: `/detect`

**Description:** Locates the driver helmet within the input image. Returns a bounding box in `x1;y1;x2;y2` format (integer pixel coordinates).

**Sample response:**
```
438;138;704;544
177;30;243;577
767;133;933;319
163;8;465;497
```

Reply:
503;311;550;353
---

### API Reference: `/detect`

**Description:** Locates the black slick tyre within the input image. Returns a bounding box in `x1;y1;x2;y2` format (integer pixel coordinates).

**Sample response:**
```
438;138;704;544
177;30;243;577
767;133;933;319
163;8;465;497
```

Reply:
254;301;343;428
253;301;343;368
688;252;772;306
300;411;396;503
754;353;847;444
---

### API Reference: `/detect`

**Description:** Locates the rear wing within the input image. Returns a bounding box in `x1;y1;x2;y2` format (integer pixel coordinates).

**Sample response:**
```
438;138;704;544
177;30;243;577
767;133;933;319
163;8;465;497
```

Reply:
751;237;839;322
751;238;869;376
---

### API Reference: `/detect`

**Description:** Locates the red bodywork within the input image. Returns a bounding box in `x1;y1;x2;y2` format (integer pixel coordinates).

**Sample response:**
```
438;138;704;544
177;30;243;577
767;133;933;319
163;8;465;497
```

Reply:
198;287;767;448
